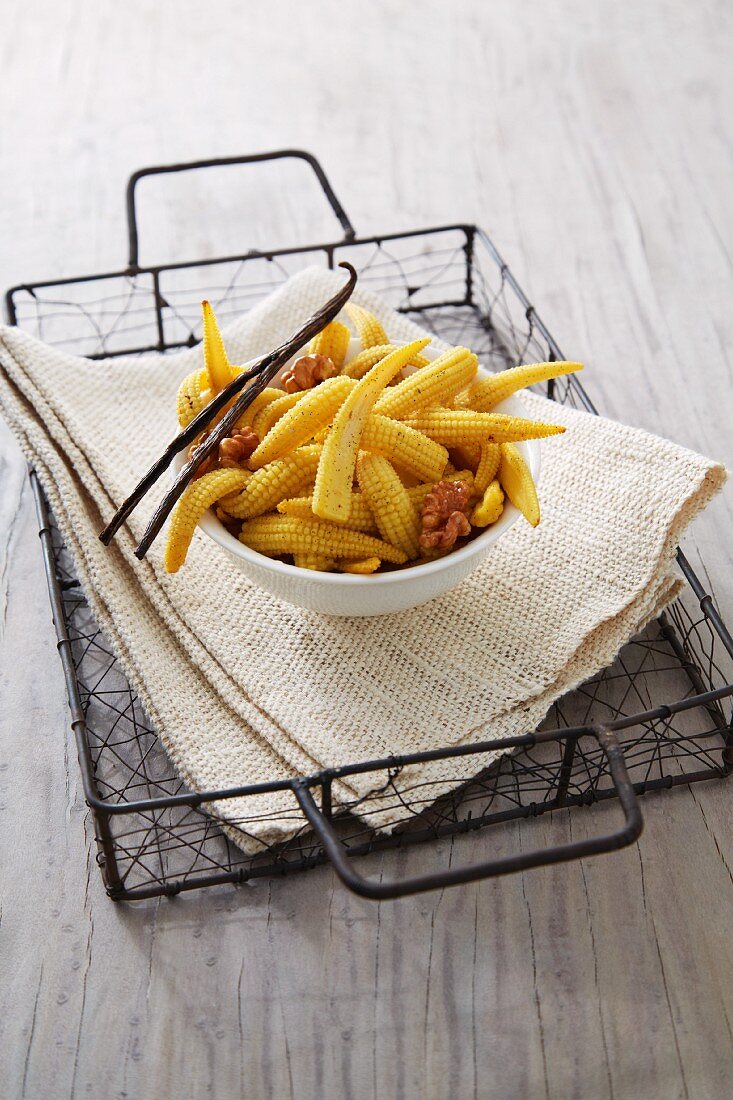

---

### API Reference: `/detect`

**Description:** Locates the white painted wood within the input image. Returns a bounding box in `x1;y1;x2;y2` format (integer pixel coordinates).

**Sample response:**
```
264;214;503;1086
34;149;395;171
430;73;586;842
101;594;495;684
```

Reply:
1;2;731;1097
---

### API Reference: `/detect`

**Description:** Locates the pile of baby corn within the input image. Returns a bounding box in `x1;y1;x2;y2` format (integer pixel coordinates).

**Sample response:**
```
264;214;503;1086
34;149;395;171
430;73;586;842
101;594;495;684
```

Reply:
166;301;581;574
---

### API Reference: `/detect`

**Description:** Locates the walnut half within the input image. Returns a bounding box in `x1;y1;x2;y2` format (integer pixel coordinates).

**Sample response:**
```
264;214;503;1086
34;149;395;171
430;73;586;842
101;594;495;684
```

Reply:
188;426;259;478
420;479;472;551
281;353;338;393
218;426;259;468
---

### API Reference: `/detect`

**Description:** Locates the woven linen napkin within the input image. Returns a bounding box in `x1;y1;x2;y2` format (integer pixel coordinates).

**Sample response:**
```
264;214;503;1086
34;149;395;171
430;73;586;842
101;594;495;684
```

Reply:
0;267;726;850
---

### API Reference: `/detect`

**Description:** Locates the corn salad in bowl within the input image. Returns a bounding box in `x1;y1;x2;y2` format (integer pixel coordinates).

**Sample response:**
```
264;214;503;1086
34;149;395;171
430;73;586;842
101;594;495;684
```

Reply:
167;301;581;615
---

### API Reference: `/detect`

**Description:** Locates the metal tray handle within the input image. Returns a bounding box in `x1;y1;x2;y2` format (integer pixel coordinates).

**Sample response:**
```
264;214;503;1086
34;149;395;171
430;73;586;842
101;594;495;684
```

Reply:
125;149;356;268
293;728;643;900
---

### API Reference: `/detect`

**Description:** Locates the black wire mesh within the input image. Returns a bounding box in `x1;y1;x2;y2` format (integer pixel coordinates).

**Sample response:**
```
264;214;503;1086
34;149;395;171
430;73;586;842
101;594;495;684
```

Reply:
12;226;733;900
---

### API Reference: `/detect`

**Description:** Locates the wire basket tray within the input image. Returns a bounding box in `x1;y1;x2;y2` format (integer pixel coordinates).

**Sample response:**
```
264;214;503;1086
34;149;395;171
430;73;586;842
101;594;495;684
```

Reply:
7;152;733;901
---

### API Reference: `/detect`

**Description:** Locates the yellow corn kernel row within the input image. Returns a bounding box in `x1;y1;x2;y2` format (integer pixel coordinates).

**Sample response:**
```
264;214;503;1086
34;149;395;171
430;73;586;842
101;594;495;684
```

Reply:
405;409;565;447
240;514;408;564
312;338;431;523
176;369;210;428
474;442;501;495
356;453;422;559
374;347;477;420
405;483;433;509
341;343;431;380
467;360;584;412
278;493;378;534
345;303;388;349
293;553;335;571
202;301;237;392
471;479;505;527
445;468;476;496
499;443;540;526
308;321;351;368
164;468;250;573
236;387;282;430
360;414;448;483
339;557;381;574
249;376;355;469
276;496;319;521
220;444;322;519
341;344;392;380
252;389;305;438
292;555;382;574
388;470;474;514
451;386;473;410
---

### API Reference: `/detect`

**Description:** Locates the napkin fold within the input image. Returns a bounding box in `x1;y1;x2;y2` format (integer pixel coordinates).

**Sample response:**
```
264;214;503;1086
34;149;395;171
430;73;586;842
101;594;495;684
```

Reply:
0;268;726;849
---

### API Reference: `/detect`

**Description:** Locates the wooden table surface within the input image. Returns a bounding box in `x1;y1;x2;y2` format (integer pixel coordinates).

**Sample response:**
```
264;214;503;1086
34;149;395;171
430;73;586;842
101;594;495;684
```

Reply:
1;3;731;1097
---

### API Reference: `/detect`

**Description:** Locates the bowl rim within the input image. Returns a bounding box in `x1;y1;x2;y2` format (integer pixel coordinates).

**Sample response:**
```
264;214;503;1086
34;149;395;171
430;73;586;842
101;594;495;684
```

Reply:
177;342;541;586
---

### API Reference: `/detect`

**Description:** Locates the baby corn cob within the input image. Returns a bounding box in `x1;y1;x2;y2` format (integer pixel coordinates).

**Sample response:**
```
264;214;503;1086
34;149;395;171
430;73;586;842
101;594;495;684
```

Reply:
236;387;282;429
309;321;351;368
499;443;540;526
451;386;473;410
471;479;505;527
360;415;448;483
249;377;355;469
252;390;305;438
294;553;335;571
467;361;583;411
356;453;422;559
202;301;236;392
446;468;476;495
406;483;434;509
342;343;431;380
220;445;322;519
176;369;210;428
405;409;565;446
278;493;378;534
338;557;381;574
276;496;318;521
402;473;472;513
474;442;501;495
164;468;250;572
312;338;431;523
240;515;408;564
374;348;477;419
346;303;389;349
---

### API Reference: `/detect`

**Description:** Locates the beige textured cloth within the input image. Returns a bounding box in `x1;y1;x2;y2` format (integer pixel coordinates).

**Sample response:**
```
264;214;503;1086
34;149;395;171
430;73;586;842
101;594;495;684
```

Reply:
0;267;726;849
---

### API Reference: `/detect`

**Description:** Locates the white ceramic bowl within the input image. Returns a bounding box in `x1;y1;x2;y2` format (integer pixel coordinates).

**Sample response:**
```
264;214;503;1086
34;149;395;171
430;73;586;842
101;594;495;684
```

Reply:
174;341;540;616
